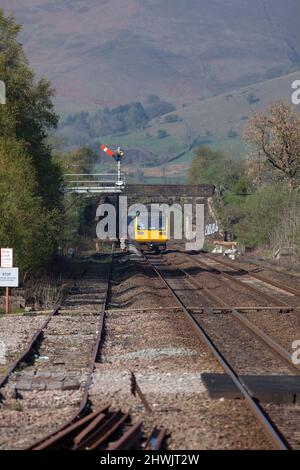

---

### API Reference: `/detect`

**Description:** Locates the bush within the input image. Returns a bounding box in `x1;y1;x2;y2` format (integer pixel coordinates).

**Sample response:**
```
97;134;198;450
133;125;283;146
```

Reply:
145;101;176;120
164;114;182;123
247;93;260;105
235;184;299;252
59;102;149;140
157;129;168;139
227;129;238;139
147;94;160;104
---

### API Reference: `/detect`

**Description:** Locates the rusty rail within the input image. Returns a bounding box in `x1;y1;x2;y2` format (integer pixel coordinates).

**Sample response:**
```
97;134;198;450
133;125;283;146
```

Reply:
29;405;149;450
204;253;300;297
165;254;299;374
108;421;143;450
28;245;115;450
0;261;94;393
0;306;60;392
180;251;293;311
142;251;291;450
144;427;167;450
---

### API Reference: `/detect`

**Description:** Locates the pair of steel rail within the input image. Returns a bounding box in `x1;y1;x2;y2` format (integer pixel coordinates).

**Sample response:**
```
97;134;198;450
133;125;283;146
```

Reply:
1;246;166;451
142;250;298;450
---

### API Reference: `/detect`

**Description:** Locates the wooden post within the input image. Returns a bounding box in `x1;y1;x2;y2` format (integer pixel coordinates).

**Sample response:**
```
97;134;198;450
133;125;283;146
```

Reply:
5;287;9;314
130;371;152;413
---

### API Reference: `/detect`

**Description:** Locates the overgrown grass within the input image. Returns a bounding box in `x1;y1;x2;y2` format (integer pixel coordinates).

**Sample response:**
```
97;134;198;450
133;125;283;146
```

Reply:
0;307;24;316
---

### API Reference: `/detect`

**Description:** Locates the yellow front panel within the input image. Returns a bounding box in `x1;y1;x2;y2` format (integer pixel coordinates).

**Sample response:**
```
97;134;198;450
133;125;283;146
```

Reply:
135;230;168;242
134;216;168;242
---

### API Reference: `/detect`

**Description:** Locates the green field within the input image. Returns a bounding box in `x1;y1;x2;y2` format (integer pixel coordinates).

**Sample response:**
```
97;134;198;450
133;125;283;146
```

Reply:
60;69;300;182
91;70;300;177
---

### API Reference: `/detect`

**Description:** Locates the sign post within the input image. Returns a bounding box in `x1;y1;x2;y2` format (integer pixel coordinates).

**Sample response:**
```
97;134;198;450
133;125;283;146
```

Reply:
5;287;9;315
0;248;17;314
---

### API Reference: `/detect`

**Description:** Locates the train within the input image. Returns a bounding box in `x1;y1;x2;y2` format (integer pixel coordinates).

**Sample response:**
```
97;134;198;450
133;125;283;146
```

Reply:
133;210;168;251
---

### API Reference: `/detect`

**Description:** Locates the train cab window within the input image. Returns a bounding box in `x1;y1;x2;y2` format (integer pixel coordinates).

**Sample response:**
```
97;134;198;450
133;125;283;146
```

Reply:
136;211;167;231
149;213;166;230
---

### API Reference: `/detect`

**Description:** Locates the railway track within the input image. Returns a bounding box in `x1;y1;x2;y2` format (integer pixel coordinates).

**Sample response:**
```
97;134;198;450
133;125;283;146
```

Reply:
0;250;113;449
141;248;300;450
167;251;299;372
171;249;297;311
0;247;164;451
202;253;300;298
0;307;60;392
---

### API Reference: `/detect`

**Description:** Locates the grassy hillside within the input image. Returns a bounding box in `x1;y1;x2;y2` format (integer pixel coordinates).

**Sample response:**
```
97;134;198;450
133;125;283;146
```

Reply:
90;70;300;183
147;70;300;159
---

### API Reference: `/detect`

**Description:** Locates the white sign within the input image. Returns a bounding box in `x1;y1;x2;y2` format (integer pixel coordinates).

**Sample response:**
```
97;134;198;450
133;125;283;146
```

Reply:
0;80;5;105
0;268;19;287
1;248;13;268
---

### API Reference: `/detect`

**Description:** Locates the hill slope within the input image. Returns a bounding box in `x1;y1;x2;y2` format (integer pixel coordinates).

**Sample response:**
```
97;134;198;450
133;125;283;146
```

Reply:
91;70;300;183
148;71;300;153
2;0;300;112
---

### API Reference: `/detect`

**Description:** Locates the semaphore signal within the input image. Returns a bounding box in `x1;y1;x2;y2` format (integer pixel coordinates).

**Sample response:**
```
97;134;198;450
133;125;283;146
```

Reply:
100;144;115;158
100;144;125;185
100;144;125;161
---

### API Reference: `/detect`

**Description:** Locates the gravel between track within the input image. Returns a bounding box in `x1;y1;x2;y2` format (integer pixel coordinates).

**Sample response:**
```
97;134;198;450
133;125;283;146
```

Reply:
90;253;271;450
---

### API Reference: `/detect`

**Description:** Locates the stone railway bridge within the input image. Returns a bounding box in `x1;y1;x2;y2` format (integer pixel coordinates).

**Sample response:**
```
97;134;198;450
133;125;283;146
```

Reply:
64;180;217;245
99;183;214;206
95;183;217;241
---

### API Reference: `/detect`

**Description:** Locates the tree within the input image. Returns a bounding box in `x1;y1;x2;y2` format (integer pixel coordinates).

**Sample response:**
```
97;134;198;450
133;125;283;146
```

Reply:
62;147;98;174
157;129;168;139
0;9;61;210
147;94;160;104
227;129;238;139
188;147;244;189
145;101;175;120
188;147;251;239
235;184;300;252
0;10;62;273
0;138;60;272
164;114;182;123
247;93;260;105
244;101;300;186
59;102;150;147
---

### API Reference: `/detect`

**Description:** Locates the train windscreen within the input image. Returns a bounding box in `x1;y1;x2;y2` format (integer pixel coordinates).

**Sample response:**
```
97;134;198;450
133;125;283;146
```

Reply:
137;212;166;230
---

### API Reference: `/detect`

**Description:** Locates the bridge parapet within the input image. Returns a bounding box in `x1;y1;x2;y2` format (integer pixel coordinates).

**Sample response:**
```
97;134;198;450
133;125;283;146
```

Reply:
123;184;215;201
